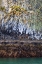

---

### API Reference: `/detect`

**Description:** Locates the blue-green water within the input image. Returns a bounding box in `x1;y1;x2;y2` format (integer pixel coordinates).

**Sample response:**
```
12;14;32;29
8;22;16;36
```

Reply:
0;58;42;64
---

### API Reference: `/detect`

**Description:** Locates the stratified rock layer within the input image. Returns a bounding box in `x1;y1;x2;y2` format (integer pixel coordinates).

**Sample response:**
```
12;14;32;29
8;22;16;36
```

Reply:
0;41;42;58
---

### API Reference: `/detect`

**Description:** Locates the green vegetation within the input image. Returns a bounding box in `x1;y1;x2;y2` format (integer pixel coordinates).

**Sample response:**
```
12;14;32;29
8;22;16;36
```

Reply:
29;0;42;31
0;6;6;13
10;5;26;16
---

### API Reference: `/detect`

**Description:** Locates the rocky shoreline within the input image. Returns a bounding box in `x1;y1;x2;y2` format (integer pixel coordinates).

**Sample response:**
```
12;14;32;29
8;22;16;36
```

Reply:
0;40;42;58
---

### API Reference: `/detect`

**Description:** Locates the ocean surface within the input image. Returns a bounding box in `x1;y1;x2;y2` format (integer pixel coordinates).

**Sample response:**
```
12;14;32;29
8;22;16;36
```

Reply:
0;58;42;64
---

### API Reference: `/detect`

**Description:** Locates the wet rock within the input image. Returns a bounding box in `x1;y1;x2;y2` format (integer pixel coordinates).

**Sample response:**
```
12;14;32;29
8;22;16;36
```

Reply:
0;41;42;58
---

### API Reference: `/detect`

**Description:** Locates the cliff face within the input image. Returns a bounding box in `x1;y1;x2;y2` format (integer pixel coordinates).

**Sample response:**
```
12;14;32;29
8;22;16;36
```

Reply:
0;41;42;58
0;0;42;34
0;1;42;58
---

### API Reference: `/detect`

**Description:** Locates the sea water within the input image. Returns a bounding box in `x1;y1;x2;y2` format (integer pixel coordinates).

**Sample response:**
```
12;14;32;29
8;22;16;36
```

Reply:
0;58;42;64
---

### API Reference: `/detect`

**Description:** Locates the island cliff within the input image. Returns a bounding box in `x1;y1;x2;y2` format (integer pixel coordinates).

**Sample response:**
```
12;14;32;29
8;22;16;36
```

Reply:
0;0;42;58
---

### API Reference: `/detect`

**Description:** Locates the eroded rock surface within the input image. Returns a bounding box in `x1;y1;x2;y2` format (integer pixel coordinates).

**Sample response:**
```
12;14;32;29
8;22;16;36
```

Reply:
0;41;42;58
